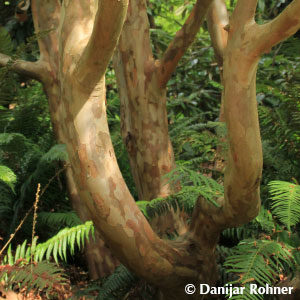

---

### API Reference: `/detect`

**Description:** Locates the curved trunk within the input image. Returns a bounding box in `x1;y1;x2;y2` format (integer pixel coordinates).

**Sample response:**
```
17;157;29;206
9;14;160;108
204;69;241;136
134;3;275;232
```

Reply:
33;0;119;280
113;0;211;201
2;1;300;298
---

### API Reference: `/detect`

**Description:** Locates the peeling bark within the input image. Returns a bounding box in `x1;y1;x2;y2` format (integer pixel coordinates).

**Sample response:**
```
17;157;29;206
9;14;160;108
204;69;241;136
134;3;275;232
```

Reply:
0;0;119;280
1;0;300;298
113;0;211;201
206;0;228;174
207;0;228;122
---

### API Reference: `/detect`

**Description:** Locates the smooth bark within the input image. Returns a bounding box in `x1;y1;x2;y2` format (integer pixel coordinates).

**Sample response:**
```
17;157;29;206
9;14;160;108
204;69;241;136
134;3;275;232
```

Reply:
113;0;212;201
0;0;119;280
1;0;300;299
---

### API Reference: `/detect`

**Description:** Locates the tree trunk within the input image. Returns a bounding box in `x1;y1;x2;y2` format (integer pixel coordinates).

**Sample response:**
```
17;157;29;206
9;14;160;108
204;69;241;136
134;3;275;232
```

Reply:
1;0;300;298
0;0;119;280
113;0;212;200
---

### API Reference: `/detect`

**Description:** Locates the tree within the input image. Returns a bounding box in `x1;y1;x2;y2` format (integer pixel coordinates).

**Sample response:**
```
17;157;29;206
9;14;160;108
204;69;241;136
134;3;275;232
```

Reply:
113;0;212;200
1;0;300;299
0;0;124;280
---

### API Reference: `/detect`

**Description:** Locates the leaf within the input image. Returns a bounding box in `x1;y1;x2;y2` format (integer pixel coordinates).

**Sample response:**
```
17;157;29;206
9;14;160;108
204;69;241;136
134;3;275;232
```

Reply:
0;27;13;55
269;181;300;230
0;165;17;193
224;239;294;288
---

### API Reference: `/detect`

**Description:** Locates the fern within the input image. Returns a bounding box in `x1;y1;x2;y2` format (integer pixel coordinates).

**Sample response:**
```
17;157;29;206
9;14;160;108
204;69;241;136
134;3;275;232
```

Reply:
96;264;137;300
269;180;300;230
254;206;274;233
0;165;17;193
224;239;294;299
223;206;275;242
19;143;68;197
0;181;14;217
2;221;94;264
137;192;195;222
0;260;67;294
164;164;223;207
9;143;69;233
222;226;254;241
0;166;16;230
37;211;82;229
0;27;13;55
41;143;69;163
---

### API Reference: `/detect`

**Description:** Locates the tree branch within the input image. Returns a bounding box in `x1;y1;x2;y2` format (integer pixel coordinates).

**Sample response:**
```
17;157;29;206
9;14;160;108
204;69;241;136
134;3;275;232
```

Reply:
31;0;61;79
231;0;258;26
207;0;229;122
255;0;300;54
0;53;47;81
73;0;128;91
157;0;212;88
206;0;228;66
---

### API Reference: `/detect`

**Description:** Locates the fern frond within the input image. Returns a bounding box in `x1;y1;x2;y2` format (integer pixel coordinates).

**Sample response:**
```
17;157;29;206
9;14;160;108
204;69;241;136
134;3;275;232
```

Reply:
97;264;137;300
269;181;300;230
137;192;193;221
41;144;69;163
37;211;82;228
222;227;253;241
224;239;294;287
0;165;17;193
2;221;94;264
34;221;94;262
255;207;274;233
227;284;264;300
0;27;13;55
164;164;223;206
0;260;67;294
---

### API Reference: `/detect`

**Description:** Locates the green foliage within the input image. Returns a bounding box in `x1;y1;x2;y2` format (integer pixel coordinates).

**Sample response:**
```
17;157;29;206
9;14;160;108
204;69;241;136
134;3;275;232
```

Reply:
0;164;16;192
0;260;67;295
96;264;137;300
42;143;69;162
166;34;221;121
224;239;294;299
2;221;94;265
37;211;82;229
269;180;300;230
222;207;275;243
257;36;300;185
169;118;226;165
3;82;53;150
165;164;223;206
0;26;13;55
220;180;300;300
0;132;42;181
136;164;223;224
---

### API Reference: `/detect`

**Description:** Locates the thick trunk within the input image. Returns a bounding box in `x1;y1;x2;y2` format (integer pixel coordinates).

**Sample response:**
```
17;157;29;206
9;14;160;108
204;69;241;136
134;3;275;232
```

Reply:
66;167;118;279
2;1;300;298
42;82;119;279
17;0;120;280
113;0;212;200
113;0;175;201
113;54;175;201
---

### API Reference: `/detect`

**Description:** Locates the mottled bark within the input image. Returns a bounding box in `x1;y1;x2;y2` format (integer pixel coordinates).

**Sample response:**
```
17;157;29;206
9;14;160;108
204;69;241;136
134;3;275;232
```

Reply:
0;0;119;280
206;0;228;174
1;0;300;299
33;0;120;280
66;167;118;279
207;0;228;68
113;0;212;201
